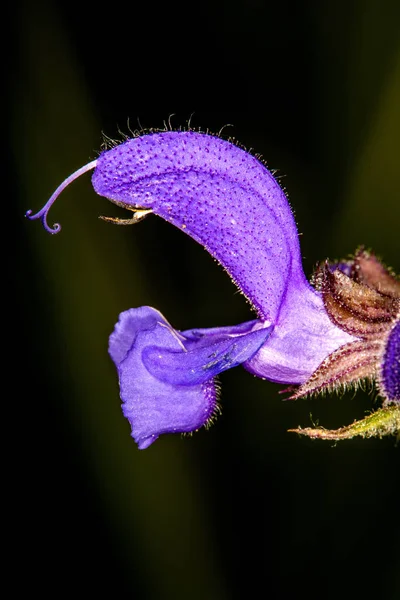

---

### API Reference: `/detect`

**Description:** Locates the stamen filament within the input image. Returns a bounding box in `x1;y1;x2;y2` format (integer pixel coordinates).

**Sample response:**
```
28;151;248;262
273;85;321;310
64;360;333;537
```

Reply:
99;209;153;226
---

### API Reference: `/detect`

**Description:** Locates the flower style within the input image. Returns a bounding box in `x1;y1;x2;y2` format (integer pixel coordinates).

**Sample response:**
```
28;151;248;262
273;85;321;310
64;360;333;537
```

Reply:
27;131;399;447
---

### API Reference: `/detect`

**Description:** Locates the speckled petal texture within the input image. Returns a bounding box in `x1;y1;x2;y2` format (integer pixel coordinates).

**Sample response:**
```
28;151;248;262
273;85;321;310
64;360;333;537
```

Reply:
93;131;303;321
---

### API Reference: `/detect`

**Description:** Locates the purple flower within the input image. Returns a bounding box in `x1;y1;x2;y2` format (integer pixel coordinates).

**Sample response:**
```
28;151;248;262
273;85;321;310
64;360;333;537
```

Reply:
27;131;399;447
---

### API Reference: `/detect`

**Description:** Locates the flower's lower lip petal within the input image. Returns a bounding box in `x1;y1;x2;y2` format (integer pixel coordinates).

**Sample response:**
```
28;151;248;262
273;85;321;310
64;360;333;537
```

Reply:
381;320;400;401
109;307;218;449
143;324;274;386
92;131;307;321
120;354;217;448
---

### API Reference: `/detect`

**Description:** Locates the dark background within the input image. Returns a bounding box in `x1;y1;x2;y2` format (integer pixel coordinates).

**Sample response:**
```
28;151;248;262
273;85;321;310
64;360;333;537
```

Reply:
10;1;399;598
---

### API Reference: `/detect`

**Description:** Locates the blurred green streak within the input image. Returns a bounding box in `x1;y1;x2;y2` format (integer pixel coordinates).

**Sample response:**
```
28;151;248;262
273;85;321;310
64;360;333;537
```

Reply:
13;3;225;598
314;1;400;265
337;46;400;263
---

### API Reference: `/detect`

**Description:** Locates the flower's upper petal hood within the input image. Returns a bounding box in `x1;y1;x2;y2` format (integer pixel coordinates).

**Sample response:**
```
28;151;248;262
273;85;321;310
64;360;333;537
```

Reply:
92;131;305;322
98;132;355;386
109;307;272;448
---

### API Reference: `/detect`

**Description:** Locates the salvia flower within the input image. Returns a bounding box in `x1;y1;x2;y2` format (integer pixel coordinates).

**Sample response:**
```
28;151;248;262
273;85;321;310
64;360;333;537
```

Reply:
27;130;400;447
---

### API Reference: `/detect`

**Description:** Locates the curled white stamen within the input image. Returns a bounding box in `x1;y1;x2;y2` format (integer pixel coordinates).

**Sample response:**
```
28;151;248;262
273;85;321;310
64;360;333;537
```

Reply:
25;160;98;234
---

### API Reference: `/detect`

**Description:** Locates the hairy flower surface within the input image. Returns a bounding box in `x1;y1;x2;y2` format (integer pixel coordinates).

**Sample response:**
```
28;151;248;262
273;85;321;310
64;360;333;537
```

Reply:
27;131;399;447
291;249;400;401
